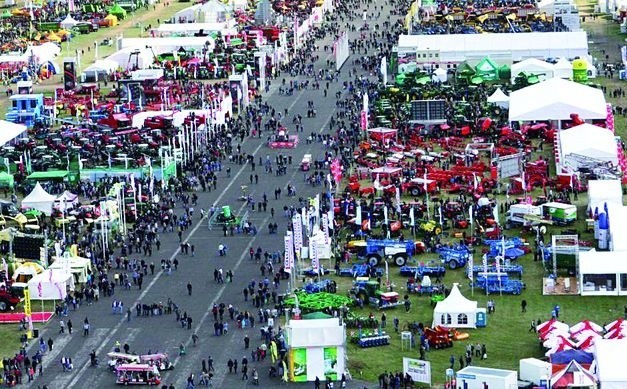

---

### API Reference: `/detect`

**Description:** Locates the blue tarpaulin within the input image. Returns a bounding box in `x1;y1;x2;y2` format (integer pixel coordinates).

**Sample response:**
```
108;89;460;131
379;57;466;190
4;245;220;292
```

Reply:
550;350;594;365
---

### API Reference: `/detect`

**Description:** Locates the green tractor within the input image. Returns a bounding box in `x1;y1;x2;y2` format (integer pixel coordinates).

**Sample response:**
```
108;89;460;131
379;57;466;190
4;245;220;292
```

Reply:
418;220;442;236
349;279;402;309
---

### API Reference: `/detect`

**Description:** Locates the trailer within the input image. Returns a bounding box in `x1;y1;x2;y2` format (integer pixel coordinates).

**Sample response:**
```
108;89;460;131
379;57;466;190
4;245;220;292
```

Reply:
472;273;525;295
541;202;577;225
338;264;383;278
399;265;446;278
437;245;471;269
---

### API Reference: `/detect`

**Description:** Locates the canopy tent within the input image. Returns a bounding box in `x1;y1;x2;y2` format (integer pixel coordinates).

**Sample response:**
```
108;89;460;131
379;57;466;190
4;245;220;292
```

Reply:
104;14;118;26
511;58;555;82
508;78;607;122
0;120;26;147
487;88;509;109
550;349;595;365
560;124;618;168
27;171;68;180
367;127;398;141
474;57;499;81
370;166;402;178
121;37;216;53
594;339;627;389
173;4;201;21
49;255;91;284
579;250;627;295
587;180;623;213
27;269;74;300
21;182;56;216
432;283;478;328
83;59;118;76
553;57;573;79
108;3;127;19
195;0;228;23
432;67;447;83
24;42;60;64
55;191;78;211
551;360;596;389
60;14;79;29
106;48;154;70
608;205;627;252
154;22;235;38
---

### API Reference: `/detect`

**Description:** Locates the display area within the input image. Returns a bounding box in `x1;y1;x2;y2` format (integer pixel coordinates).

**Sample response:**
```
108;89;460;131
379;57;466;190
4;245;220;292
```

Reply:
579;250;627;296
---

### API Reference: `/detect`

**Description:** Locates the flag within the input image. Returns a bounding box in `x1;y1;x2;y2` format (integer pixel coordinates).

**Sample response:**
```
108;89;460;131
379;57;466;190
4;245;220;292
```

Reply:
473;173;478;190
292;214;303;252
482;253;488;274
492;202;499;225
469;205;473;227
311;242;319;274
521;171;526;192
395;187;401;213
355;204;362;225
439;204;443;226
409;207;415;227
383;206;388;225
423;171;428;192
380;56;387;84
322;214;329;244
329;193;335;221
468;255;474;281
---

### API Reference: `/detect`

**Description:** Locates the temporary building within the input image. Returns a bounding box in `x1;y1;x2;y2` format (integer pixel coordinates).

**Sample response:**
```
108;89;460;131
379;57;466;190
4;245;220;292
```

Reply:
511;58;555;82
173;4;201;21
27;269;74;300
587;180;623;213
21;182;56;216
0;120;26;147
24;42;61;64
104;14;118;26
49;255;91;284
594;339;627;389
432;283;479;328
195;0;228;23
607;204;627;252
551;360;596;389
508;78;607;122
60;14;79;29
107;48;154;70
559;123;618;169
579;250;627;296
455;366;517;389
486;88;509;109
121;37;216;53
55;191;78;211
108;3;127;19
82;59;119;80
286;317;346;382
432;67;447;83
153;22;236;38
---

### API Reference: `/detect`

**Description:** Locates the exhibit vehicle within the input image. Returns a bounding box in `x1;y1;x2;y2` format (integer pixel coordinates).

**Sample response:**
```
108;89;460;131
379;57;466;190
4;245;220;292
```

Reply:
115;364;161;385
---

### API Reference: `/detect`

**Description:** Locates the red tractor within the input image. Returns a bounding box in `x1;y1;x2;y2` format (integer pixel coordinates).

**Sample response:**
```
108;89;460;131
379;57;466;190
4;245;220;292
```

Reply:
424;326;453;349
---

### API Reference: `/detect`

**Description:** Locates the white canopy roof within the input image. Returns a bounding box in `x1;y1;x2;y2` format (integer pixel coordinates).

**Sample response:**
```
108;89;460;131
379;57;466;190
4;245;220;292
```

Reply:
553;57;573;79
594;339;627;388
560;124;617;164
24;42;60;64
511;58;555;81
587;180;623;213
487;88;509;108
0;120;26;147
579;250;627;273
508;78;607;122
608;205;627;252
107;48;154;70
21;182;56;215
83;59;118;74
433;283;478;328
27;269;74;300
60;14;79;29
121;37;215;52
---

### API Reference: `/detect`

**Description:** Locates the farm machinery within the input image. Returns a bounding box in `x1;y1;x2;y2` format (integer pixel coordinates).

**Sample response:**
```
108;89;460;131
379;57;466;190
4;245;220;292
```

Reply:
399;265;446;278
437;245;472;269
346;238;417;266
423;326;454;349
338;264;384;278
349;279;403;309
472;273;526;295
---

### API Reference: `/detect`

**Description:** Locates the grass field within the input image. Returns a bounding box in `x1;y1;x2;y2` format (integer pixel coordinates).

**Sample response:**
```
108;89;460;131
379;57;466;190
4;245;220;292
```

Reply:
0;324;22;359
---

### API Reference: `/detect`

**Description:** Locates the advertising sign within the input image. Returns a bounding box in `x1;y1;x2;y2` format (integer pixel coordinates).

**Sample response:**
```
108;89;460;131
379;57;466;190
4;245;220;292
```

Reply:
323;347;338;380
292;348;308;382
403;358;431;385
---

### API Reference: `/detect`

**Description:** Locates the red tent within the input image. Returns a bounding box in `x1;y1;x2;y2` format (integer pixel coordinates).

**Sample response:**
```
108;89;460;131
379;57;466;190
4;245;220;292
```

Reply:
551;360;596;388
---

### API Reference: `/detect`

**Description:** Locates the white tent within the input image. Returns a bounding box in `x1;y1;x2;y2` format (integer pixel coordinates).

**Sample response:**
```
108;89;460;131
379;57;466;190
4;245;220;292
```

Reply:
83;59;118;75
55;190;79;211
608;204;627;252
60;14;79;29
106;48;155;70
173;4;201;21
508;78;607;122
594;339;627;389
587;180;623;213
0;120;26;147
49;255;91;284
579;250;627;295
21;182;56;216
433;283;478;328
553;57;573;79
195;0;227;23
560;124;618;168
487;88;509;109
511;58;555;82
432;67;447;83
24;42;61;64
550;360;596;388
27;269;74;300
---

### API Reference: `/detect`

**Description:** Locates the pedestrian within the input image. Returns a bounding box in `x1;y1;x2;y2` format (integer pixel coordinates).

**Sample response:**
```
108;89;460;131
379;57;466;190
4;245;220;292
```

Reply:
529;320;536;333
59;320;65;334
227;359;234;373
242;364;248;380
187;282;193;296
381;313;386;328
244;335;250;349
67;319;72;334
83;317;90;336
521;299;527;313
192;333;199;346
47;338;53;351
449;355;455;369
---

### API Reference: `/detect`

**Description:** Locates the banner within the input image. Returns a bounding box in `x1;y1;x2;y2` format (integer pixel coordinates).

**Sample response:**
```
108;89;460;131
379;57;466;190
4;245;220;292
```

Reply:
292;348;308;382
322;214;329;244
482;253;488;274
293;214;303;252
467;255;474;281
403;358;431;385
284;235;292;273
381;56;388;85
323;347;338;381
311;241;319;274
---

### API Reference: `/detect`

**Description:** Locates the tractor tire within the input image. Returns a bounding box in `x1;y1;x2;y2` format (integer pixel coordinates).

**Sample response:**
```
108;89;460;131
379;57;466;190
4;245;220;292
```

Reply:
394;255;407;266
448;259;459;270
0;301;6;312
435;227;442;235
367;255;381;266
410;188;421;196
357;292;368;304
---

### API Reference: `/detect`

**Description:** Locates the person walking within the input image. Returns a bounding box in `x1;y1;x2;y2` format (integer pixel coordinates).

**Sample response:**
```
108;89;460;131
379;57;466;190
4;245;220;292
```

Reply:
83;317;90;336
187;282;193;296
59;320;65;334
242;364;248;380
521;299;527;313
67;319;72;334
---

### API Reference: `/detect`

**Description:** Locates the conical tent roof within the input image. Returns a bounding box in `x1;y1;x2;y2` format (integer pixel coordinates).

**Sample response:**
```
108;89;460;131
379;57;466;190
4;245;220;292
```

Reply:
475;57;499;80
551;360;596;388
487;88;509;103
21;182;56;216
108;4;127;18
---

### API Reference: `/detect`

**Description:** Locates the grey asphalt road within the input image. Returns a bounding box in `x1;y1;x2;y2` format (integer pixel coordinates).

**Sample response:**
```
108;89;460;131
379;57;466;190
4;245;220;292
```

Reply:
28;4;394;389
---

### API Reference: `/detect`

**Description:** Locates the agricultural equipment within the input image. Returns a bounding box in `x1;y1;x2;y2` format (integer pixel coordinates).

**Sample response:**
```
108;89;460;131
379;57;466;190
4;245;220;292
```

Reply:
207;206;245;230
418;220;442;236
350;280;403;309
338;264;383;278
437;245;472;269
355;333;391;348
423;326;453;349
399;265;446;278
283;292;352;313
485;238;529;260
300;267;331;277
541;202;577;225
302;279;337;294
471;264;524;278
347;238;417;266
472;274;525;295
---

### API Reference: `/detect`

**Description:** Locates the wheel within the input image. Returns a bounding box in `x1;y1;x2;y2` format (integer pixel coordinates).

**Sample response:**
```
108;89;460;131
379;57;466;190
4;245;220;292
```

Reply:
0;301;7;312
394;255;407;266
367;255;381;266
410;188;421;196
448;259;458;270
357;292;368;304
435;227;442;235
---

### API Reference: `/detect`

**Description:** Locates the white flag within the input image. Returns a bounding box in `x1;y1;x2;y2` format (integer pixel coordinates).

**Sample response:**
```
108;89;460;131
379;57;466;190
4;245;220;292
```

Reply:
493;202;499;225
311;242;319;274
380;56;388;84
355;204;362;225
384;206;389;225
468;255;474;281
395;187;402;213
284;235;292;273
322;214;329;244
409;207;415;226
469;205;473;227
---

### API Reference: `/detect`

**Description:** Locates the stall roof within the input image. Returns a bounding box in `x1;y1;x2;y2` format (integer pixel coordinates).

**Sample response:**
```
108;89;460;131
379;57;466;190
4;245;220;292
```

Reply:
27;171;69;180
594;339;627;385
579;250;627;274
560;124;617;163
588;180;623;212
0;120;26;147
